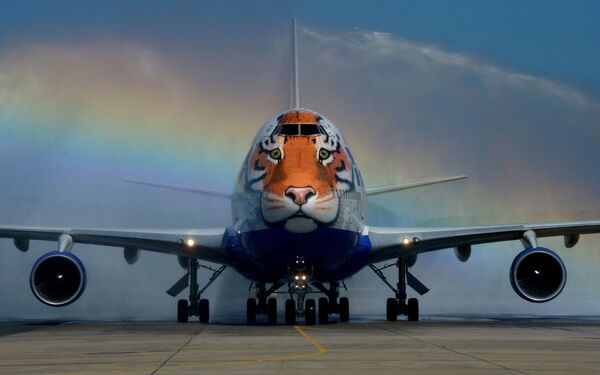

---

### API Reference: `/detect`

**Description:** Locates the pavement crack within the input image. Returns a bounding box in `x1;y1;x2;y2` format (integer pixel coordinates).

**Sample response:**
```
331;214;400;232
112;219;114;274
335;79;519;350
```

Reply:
490;317;600;338
150;328;205;375
380;327;530;375
424;340;529;375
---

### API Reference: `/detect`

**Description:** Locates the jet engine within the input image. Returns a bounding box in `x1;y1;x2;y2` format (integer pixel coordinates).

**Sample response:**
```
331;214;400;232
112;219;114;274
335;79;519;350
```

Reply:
510;247;566;303
30;251;86;306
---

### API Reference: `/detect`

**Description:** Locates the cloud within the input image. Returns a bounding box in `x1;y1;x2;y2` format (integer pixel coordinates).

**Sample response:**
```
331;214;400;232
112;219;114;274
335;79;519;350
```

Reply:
303;28;599;110
298;27;600;223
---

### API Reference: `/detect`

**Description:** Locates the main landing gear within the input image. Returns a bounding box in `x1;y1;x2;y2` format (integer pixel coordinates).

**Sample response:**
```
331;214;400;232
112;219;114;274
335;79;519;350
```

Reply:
167;257;226;323
311;282;350;324
369;256;430;322
282;284;348;326
246;281;284;324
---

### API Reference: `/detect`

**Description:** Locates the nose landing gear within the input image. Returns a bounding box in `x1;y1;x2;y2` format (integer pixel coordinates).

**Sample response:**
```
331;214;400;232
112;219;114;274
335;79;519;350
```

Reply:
245;257;353;325
285;257;316;325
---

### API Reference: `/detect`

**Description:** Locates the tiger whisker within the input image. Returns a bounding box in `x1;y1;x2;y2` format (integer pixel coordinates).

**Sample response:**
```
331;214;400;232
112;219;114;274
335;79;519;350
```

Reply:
263;194;286;201
316;196;336;204
265;206;286;211
265;197;285;203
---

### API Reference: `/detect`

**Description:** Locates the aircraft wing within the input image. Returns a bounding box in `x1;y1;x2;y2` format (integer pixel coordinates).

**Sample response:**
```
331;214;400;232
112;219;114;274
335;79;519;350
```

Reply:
0;226;230;265
365;175;467;196
123;178;232;199
367;220;600;264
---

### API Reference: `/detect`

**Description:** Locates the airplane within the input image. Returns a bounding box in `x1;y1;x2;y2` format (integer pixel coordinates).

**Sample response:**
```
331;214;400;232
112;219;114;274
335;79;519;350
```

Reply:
2;19;599;325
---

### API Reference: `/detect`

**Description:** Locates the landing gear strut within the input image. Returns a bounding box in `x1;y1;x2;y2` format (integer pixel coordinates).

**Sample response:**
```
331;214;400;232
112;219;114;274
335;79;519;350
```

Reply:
245;257;352;325
370;256;429;322
286;272;315;326
168;258;226;323
283;256;320;325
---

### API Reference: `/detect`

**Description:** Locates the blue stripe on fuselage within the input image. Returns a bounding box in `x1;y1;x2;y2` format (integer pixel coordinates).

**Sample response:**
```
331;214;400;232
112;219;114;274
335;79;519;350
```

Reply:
225;227;372;282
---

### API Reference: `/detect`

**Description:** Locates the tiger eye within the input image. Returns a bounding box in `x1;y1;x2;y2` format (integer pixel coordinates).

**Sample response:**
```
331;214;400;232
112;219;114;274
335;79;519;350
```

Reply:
269;148;282;160
319;148;331;160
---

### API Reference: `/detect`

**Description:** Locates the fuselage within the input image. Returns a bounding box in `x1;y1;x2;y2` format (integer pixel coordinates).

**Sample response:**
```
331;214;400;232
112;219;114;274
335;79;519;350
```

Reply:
228;109;371;282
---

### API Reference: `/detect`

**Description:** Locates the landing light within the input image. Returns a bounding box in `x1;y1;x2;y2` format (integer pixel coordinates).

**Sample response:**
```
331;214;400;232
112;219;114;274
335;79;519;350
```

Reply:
186;239;196;248
401;237;411;246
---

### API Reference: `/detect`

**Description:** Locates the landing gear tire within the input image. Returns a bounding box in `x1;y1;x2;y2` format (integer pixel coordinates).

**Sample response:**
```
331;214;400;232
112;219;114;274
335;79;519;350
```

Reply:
318;297;329;324
199;299;209;323
247;298;257;323
305;299;316;325
285;299;296;326
339;297;350;322
177;299;188;323
386;298;398;322
407;298;419;322
267;298;277;325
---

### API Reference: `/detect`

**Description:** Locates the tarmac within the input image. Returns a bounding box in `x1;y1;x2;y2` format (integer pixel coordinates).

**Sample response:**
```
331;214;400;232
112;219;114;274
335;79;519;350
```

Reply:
1;317;600;374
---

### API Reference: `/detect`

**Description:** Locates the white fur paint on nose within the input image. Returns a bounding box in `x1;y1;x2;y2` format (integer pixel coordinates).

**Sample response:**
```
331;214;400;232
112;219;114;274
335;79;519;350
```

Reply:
261;189;339;228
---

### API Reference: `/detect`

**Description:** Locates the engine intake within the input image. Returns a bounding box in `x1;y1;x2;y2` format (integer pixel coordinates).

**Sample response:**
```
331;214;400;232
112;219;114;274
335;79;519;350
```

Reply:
510;247;566;303
30;251;86;306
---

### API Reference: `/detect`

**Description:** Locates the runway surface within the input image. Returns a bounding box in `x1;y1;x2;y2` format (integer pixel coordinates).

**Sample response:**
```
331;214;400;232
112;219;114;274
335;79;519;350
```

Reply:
1;317;600;374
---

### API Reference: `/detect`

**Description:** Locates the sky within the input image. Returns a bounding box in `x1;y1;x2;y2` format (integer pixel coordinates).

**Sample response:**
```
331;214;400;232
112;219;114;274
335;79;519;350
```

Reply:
0;1;600;320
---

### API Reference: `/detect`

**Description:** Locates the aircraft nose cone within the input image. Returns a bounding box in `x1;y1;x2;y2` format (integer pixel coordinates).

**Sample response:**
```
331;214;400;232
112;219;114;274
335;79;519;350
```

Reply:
285;186;316;205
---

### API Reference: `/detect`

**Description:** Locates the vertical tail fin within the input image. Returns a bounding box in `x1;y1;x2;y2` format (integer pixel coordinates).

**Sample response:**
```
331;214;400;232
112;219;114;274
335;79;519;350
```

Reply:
290;18;300;109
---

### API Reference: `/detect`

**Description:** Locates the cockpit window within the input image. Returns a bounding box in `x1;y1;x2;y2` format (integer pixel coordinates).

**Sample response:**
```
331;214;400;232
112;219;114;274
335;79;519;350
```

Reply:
273;124;325;137
278;124;299;136
300;124;320;135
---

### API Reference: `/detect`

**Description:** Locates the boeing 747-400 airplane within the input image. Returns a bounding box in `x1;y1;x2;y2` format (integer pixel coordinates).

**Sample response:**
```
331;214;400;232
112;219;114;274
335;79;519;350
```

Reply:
2;20;599;325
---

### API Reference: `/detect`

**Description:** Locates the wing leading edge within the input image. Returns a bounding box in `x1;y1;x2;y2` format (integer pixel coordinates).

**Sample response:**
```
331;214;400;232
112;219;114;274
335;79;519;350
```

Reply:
367;220;600;264
123;178;232;199
0;226;230;265
365;175;467;196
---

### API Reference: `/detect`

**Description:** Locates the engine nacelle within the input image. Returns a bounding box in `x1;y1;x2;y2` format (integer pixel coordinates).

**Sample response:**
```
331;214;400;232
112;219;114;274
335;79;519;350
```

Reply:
30;251;86;306
510;247;566;303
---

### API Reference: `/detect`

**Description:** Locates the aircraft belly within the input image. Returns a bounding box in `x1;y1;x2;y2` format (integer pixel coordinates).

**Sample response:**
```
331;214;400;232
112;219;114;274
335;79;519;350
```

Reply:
239;227;359;280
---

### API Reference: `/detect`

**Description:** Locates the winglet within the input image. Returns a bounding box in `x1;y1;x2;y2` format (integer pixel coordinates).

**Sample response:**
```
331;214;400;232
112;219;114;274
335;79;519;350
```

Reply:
366;175;467;196
290;18;300;109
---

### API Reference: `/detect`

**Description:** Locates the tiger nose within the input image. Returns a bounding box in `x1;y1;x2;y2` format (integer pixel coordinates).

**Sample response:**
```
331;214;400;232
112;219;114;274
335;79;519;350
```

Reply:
285;186;316;205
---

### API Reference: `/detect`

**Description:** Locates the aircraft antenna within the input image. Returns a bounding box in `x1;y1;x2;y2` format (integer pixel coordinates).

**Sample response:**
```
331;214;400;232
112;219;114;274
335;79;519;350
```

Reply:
291;18;300;109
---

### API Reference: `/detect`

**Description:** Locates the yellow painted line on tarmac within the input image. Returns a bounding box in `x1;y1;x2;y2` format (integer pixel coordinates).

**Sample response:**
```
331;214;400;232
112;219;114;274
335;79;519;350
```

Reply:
294;325;327;354
156;325;328;371
301;325;351;332
212;325;327;365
